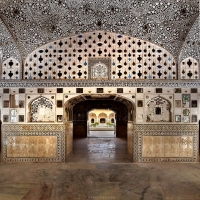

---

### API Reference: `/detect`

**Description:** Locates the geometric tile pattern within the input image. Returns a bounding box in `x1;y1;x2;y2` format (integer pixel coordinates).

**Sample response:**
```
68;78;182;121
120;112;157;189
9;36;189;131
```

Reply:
133;124;198;162
2;124;65;162
24;31;176;80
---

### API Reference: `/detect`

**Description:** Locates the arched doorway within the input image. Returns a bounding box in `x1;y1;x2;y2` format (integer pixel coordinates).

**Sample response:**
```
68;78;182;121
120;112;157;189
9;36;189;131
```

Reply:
72;97;132;138
64;94;134;163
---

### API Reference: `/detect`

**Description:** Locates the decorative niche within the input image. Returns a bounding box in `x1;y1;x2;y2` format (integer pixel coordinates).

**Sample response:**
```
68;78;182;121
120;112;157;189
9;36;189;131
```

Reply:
3;115;9;122
191;88;197;93
175;115;181;122
29;96;55;122
156;88;162;93
175;88;182;93
146;96;171;122
76;88;83;93
191;100;197;107
117;88;123;93
19;88;25;93
137;100;143;107
88;58;111;80
37;88;44;93
19;115;24;122
57;115;63;122
3;88;9;93
3;100;9;108
57;100;63;108
175;100;181;108
57;88;63;93
192;115;197;122
137;88;143;93
182;94;190;108
10;109;18;123
97;88;104;93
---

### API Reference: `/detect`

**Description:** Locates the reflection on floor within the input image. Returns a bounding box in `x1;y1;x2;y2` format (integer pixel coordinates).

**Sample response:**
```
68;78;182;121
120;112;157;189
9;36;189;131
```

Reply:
68;137;131;163
88;130;116;137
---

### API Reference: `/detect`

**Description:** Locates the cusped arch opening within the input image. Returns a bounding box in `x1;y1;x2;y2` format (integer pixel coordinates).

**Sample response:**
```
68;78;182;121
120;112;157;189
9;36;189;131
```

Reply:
29;96;55;122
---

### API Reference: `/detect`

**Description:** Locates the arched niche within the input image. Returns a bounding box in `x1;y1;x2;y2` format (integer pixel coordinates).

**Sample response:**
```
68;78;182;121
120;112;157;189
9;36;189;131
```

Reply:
29;96;55;122
2;57;20;80
180;57;199;79
146;96;171;122
24;31;176;80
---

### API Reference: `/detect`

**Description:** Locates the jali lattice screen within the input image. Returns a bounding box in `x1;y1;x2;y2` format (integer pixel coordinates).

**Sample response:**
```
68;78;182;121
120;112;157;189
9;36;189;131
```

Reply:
24;31;177;80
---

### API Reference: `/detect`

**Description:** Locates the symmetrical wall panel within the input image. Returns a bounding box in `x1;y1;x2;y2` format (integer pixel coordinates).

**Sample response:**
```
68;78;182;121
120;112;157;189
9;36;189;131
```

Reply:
133;124;198;162
2;124;65;162
24;31;177;80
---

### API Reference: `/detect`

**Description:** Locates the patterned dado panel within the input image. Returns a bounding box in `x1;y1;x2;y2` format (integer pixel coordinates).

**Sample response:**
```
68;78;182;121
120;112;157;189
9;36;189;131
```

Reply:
24;31;176;80
2;124;65;162
133;124;198;162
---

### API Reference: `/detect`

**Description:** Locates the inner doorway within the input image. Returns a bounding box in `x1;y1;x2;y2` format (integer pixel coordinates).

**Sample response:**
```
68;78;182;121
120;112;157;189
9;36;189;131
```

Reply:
87;109;116;137
72;98;130;138
65;94;134;163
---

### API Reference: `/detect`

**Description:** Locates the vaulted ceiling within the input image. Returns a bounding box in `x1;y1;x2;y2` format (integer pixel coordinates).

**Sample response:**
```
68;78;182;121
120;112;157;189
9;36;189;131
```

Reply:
0;0;199;63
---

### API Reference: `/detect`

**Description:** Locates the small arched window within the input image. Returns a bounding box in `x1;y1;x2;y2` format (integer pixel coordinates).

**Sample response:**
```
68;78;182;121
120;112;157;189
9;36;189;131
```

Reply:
100;118;106;123
91;118;94;123
111;118;114;123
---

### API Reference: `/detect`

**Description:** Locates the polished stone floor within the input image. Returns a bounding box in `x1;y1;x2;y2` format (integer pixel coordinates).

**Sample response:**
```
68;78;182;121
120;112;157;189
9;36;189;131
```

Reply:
68;137;131;163
0;138;200;200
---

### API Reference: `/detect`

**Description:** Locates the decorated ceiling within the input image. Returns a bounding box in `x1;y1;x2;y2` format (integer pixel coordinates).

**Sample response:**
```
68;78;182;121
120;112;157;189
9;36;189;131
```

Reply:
0;0;199;65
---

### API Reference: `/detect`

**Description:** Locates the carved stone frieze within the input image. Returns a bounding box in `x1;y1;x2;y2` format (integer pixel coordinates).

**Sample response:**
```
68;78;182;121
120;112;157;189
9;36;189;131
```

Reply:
1;79;200;88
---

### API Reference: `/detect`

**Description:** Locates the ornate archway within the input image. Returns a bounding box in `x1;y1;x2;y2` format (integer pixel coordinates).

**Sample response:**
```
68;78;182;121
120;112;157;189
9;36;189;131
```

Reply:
64;94;135;138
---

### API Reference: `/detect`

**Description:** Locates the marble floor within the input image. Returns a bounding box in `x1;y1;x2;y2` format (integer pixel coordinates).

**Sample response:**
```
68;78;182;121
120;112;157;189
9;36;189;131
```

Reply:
67;137;130;163
0;138;200;200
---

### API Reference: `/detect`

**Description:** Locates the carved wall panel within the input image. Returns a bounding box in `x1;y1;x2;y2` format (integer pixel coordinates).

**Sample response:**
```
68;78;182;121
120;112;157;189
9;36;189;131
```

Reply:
133;124;198;162
2;124;65;162
7;136;57;158
142;136;193;158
